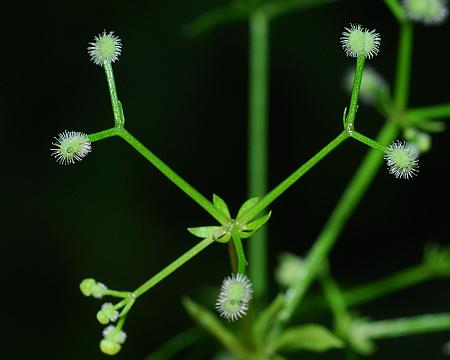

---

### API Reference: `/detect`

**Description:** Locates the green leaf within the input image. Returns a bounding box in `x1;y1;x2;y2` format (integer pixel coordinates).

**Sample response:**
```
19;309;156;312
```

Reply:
245;211;271;231
237;197;260;219
187;226;222;239
213;194;231;218
182;298;254;360
271;324;343;353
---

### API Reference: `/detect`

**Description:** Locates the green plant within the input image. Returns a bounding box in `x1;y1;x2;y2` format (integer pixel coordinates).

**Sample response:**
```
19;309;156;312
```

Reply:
51;0;450;358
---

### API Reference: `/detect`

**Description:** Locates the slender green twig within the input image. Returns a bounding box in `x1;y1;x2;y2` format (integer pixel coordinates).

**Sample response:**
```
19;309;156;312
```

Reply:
88;128;120;142
408;103;450;121
383;0;406;23
345;55;366;133
231;226;247;274
133;236;214;297
357;313;450;339
240;131;349;223
302;263;435;313
117;128;228;224
248;9;270;301
103;63;124;127
393;22;413;109
145;327;204;360
351;131;387;153
320;270;350;327
263;0;338;19
182;5;248;37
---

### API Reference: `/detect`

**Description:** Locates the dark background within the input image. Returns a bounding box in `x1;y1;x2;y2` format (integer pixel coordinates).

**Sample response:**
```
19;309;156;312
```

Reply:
4;0;450;359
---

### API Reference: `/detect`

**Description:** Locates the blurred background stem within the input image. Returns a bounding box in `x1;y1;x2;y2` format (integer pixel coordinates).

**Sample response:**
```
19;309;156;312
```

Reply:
247;9;270;304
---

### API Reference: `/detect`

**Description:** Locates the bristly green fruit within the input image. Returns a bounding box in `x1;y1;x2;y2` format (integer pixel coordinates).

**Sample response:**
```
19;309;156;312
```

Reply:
403;0;448;25
51;130;91;165
216;273;253;321
341;24;381;59
384;140;419;179
88;31;122;66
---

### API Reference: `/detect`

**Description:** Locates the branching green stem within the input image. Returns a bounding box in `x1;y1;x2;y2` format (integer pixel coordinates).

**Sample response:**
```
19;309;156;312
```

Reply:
270;121;398;336
351;131;387;153
240;131;349;223
270;9;413;334
133;236;214;297
248;9;269;301
357;313;450;339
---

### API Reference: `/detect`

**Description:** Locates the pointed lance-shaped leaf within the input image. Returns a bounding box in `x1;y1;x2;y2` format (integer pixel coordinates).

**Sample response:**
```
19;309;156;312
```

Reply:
237;197;260;219
245;211;272;231
188;226;223;239
213;194;231;218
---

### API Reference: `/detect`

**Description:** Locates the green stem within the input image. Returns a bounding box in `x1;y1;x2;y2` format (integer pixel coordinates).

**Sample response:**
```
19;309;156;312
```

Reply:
263;0;337;19
408;103;450;120
303;263;434;313
133;237;214;297
358;313;450;339
248;9;269;301
117;128;228;224
144;327;204;360
271;121;398;333
351;131;387;153
319;271;350;328
343;264;433;307
88;128;120;142
394;22;413;109
232;226;247;274
240;131;349;223
103;289;130;298
103;62;124;127
384;0;406;22
345;54;366;133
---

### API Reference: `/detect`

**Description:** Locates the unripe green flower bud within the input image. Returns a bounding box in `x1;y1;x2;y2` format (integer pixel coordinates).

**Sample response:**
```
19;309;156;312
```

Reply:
97;303;119;325
275;253;306;288
100;339;122;356
79;278;107;298
404;128;432;153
